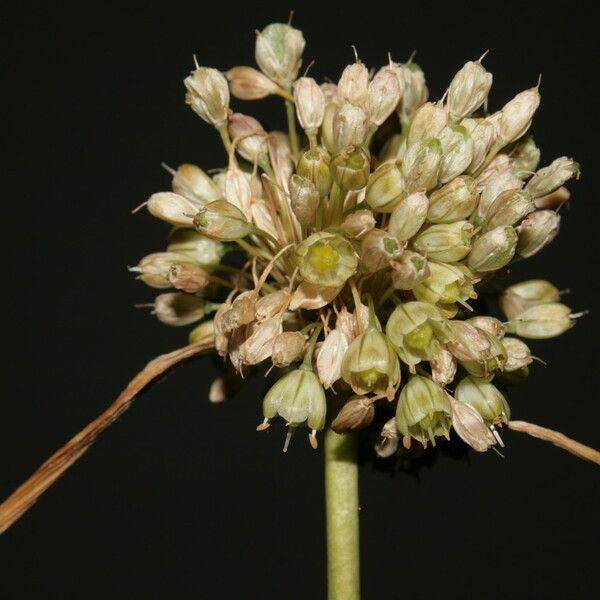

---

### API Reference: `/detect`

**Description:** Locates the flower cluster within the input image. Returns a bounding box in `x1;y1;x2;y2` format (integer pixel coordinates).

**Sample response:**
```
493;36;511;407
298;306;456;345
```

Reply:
132;22;581;455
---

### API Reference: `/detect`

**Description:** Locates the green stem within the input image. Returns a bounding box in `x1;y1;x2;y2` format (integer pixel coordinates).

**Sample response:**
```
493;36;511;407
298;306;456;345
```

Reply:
215;122;232;154
324;427;360;600
285;94;300;157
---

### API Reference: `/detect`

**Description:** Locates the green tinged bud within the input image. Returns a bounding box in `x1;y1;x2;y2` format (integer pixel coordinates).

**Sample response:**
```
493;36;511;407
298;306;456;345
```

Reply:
171;164;223;205
499;279;560;320
388;192;429;239
525;157;580;198
167;229;226;269
365;160;407;212
333;103;369;149
438;125;473;184
412;221;474;262
407;102;447;146
413;262;475;307
255;23;305;86
427;176;479;223
505;303;576;339
467;226;517;272
476;171;523;221
395;376;452;447
455;376;510;427
390;250;430;290
297;147;333;197
193;199;253;241
517;210;561;258
296;231;358;287
511;137;541;176
289;174;320;225
402;137;442;192
188;319;215;345
331;146;371;190
485;189;535;229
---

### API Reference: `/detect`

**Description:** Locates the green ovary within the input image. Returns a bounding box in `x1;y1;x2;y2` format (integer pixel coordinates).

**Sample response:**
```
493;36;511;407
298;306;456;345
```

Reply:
308;243;340;272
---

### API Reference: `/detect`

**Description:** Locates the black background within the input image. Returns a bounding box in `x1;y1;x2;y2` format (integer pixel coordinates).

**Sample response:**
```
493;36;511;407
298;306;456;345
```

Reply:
1;2;599;598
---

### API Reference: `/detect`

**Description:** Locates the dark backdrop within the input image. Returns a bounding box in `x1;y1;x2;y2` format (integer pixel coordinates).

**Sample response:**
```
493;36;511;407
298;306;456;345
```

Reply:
1;2;599;598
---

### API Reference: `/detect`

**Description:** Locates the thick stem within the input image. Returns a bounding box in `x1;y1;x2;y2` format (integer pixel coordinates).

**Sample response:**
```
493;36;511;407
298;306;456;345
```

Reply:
324;427;360;600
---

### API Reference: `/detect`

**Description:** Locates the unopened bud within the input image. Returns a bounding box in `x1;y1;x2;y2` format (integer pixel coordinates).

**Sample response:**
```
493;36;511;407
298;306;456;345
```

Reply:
412;221;474;262
226;66;279;100
476;171;523;220
499;279;560;320
386;192;428;240
447;60;492;121
466;316;505;339
171;164;222;205
340;209;376;239
331;146;371;190
407;102;447;146
153;293;210;326
255;290;291;322
360;228;403;273
511;136;541;176
168;263;210;293
297;147;333;196
193;199;252;241
413;262;474;306
455;376;510;426
428;176;479;223
188;319;215;345
497;86;540;145
464;119;497;174
316;329;349;388
130;252;195;289
184;67;230;126
333;103;369;149
390;251;430;290
402;137;442;192
167;229;226;268
449;397;497;452
147;192;197;227
337;61;369;107
467;226;517;272
228;113;268;163
272;331;306;367
431;348;457;386
331;397;375;433
397;62;428;123
293;77;325;133
367;68;401;126
255;23;305;86
517;210;561;258
438;125;473;184
485;189;535;229
365;160;407;212
289;174;320;224
505;302;576;339
525;157;580;198
502;337;533;372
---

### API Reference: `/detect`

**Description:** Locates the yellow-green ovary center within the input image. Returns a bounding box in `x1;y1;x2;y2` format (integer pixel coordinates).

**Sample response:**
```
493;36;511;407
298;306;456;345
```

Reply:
308;243;340;272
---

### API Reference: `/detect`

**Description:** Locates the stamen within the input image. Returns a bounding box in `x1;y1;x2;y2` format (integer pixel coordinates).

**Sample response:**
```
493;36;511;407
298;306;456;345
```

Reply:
283;427;295;453
308;430;318;449
160;162;176;176
427;427;436;447
490;425;505;448
256;418;270;432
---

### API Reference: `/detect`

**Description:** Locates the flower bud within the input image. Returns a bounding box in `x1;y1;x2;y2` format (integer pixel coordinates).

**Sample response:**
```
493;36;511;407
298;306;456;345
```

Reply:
534;186;570;210
331;146;371;190
499;279;560;320
321;102;339;153
147;192;197;227
466;316;505;339
222;291;256;332
427;176;479;223
517;210;561;258
502;337;533;372
396;62;428;123
333;103;369;149
341;327;400;395
331;397;375;433
467;226;517;272
365;160;407;212
130;252;195;289
438;124;473;184
525;157;580;198
402;137;442;192
360;229;403;273
476;171;523;221
228;113;268;163
407;102;447;146
455;376;510;426
153;293;210;326
193;199;253;241
168;263;210;293
293;77;325;133
316;329;349;388
387;196;429;243
289;174;320;225
297;147;332;197
485;189;535;229
271;331;306;367
167;229;226;268
476;153;513;188
340;209;376;239
413;262;475;306
337;61;369;107
431;348;457;386
458;329;507;379
255;290;291;322
449;397;497;452
188;319;215;345
255;23;305;86
262;368;326;433
412;221;474;262
368;68;401;126
289;281;343;311
447;60;493;121
239;316;284;366
464;119;497;174
171;164;222;205
296;231;358;287
497;86;541;145
505;302;575;339
184;67;230;126
395;376;452;447
390;251;430;290
386;301;446;366
446;321;492;363
226;66;279;100
511;136;541;176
